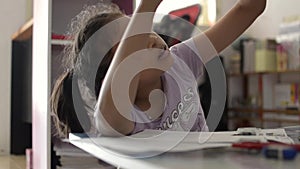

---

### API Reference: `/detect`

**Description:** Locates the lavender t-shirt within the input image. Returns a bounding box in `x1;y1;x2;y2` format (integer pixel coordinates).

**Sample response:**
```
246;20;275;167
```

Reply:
131;38;209;134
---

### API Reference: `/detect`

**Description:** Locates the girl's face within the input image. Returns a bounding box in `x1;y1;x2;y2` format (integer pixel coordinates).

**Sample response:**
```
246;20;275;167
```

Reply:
138;32;173;87
109;30;173;86
108;16;173;87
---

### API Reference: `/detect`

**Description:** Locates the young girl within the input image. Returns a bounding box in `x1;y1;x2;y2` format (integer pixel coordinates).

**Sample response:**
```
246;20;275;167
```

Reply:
51;0;266;138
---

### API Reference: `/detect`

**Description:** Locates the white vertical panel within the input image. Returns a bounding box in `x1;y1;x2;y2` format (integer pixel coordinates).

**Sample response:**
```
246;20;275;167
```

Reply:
32;0;51;168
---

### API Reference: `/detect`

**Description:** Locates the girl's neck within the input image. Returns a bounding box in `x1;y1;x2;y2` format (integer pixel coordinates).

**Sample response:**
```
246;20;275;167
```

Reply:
135;76;163;111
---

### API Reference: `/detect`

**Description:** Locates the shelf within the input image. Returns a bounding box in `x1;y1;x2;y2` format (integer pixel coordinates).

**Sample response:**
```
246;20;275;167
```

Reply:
228;117;260;121
263;119;300;124
11;18;72;46
228;108;260;113
229;108;300;115
276;32;300;43
227;69;300;77
228;117;300;124
228;116;300;124
51;39;72;46
263;109;300;115
12;18;33;41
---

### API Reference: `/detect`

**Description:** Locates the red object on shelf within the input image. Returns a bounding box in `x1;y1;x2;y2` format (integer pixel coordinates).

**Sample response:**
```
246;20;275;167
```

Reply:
165;4;202;46
169;4;202;25
51;33;72;40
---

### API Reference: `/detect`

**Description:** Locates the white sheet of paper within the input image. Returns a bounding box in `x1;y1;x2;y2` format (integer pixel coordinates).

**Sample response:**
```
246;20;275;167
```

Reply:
69;128;293;156
70;130;233;155
261;128;294;144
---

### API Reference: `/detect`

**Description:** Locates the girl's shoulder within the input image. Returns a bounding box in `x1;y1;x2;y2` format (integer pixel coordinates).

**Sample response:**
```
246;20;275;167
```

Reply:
169;38;204;79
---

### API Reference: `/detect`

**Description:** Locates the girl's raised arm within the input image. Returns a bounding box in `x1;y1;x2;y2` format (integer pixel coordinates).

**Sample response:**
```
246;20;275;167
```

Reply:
193;0;267;64
95;0;163;136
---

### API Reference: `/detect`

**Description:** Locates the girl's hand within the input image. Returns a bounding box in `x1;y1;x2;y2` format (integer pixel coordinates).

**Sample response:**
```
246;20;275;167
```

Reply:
238;0;267;15
138;0;163;12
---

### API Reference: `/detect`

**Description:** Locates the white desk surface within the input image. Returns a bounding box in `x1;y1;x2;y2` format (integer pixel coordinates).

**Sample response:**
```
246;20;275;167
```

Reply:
70;135;300;169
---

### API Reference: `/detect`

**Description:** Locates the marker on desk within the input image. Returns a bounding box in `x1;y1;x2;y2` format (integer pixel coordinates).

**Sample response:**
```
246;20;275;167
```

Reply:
232;142;299;160
263;145;298;160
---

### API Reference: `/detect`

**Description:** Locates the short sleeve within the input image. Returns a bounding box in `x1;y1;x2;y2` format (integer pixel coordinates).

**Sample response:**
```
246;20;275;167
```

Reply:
170;38;204;79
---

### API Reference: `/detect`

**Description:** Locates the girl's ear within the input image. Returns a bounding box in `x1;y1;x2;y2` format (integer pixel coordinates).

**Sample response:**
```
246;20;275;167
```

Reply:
147;34;158;48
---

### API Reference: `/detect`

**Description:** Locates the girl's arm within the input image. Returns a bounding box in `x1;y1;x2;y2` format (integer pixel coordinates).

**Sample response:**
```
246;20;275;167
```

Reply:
95;0;162;136
193;0;267;64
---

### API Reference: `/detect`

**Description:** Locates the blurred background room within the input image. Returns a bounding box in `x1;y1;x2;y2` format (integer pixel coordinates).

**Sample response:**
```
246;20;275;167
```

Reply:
0;0;299;168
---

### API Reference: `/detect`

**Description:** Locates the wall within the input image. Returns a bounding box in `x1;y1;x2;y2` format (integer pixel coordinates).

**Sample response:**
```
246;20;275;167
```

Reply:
247;0;300;39
0;0;30;155
218;0;300;39
217;0;238;19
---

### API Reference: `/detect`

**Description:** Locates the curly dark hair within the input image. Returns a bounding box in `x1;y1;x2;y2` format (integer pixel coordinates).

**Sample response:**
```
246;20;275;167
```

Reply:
50;2;124;138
